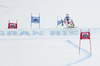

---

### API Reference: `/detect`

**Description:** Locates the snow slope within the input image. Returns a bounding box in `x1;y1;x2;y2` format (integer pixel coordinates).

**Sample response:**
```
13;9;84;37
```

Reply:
0;0;100;28
0;35;91;66
0;0;100;66
0;28;99;66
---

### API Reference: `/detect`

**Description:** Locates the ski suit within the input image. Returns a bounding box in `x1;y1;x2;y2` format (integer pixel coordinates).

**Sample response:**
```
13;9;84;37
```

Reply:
64;16;72;25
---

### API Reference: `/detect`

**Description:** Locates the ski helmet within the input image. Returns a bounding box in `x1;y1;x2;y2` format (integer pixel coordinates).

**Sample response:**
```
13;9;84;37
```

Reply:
66;14;69;17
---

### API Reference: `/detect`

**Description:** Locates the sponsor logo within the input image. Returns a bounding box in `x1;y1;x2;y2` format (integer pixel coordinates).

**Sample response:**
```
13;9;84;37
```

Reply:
0;30;79;36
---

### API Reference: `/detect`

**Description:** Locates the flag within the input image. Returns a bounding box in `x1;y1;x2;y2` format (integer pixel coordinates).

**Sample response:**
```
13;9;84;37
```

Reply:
31;17;40;23
8;20;17;29
57;19;63;25
31;13;40;28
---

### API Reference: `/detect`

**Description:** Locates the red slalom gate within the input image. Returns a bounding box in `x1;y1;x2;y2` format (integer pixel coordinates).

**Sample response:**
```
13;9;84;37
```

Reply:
79;29;92;55
8;20;18;29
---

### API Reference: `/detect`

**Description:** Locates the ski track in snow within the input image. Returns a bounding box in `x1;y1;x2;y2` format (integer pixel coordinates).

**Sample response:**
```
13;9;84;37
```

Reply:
0;5;8;8
0;39;92;66
66;40;92;66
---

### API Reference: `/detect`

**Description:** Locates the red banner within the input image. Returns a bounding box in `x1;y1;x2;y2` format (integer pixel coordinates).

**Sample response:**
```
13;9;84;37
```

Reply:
79;29;92;55
8;20;17;29
80;32;90;39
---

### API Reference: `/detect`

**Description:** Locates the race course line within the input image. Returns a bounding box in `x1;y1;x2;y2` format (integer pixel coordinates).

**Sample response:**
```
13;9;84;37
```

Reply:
66;40;92;66
0;5;8;8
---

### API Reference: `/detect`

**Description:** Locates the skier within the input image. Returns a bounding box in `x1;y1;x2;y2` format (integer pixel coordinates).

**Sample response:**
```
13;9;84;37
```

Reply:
64;14;74;27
